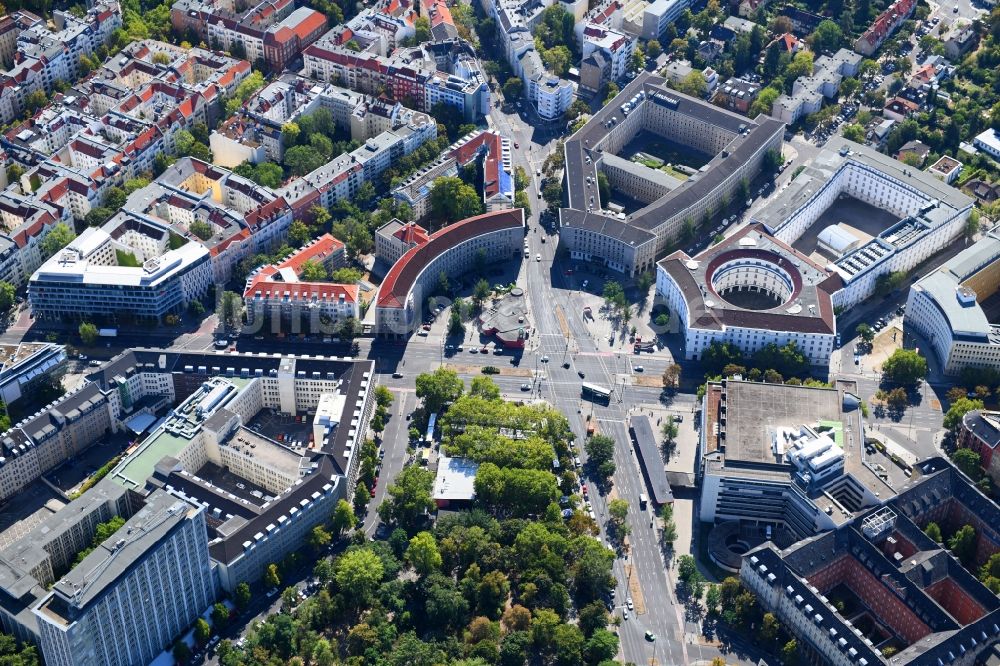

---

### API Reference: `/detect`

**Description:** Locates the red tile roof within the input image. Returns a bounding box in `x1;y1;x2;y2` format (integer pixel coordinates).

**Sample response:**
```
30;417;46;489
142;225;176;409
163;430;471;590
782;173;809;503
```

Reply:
243;234;354;303
392;222;429;246
378;209;524;309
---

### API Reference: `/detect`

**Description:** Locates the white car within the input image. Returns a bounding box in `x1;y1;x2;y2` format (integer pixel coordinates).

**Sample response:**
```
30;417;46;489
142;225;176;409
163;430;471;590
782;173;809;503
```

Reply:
541;355;549;362
536;253;541;261
626;597;634;611
634;365;644;372
623;608;629;620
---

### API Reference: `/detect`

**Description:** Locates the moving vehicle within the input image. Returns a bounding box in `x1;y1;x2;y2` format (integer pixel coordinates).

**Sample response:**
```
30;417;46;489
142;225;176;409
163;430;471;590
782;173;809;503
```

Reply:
581;382;611;402
639;493;648;510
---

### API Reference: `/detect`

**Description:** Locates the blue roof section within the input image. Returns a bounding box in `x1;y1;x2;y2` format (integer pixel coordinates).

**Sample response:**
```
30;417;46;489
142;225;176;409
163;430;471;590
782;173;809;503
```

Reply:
498;169;513;198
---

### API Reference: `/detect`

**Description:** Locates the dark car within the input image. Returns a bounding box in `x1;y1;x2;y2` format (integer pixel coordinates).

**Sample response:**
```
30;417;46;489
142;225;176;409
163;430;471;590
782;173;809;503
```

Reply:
578;371;585;378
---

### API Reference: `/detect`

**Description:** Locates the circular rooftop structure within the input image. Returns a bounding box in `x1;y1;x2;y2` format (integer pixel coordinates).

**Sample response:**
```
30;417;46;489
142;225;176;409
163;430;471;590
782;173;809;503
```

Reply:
706;249;802;312
655;224;839;349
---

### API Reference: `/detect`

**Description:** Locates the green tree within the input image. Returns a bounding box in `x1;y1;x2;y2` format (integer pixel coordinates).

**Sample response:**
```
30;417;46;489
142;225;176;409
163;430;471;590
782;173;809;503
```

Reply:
413;16;431;44
578;601;609;636
284;145;326;176
172;641;191;664
211;602;229;629
309;524;332;552
0;281;15;314
945;397;985;431
378;465;435;533
676;70;707;97
647;39;661;59
194;617;211;644
541;45;572;75
953;447;983;480
338;316;361;340
330;500;356;538
429;176;482;225
749;86;780;118
233;581;251;611
331;267;363;283
781;640;799;665
299;260;327;281
856;323;874;344
281;585;298;611
585;434;616;480
503;77;523;100
265;562;281;589
79;322;99;346
925;521;942;543
472;279;492;310
336;548;385;605
629;45;645;72
881;349;928;387
843;123;866;142
948;524;977;565
415;367;464;412
40;223;76;259
288;220;311;247
810;19;844;52
217;291;243;332
406;531;442;575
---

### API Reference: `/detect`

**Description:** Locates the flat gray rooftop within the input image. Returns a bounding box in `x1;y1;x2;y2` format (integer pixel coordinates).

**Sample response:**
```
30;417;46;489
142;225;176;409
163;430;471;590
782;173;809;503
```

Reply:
724;380;843;465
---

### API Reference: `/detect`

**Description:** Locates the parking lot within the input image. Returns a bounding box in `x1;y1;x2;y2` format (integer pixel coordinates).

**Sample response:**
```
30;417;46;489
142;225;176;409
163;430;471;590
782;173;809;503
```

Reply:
196;461;273;506
248;409;313;452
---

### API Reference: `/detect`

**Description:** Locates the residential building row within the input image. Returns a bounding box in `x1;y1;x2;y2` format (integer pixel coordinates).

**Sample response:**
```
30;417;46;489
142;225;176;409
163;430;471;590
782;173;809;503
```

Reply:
302;33;490;122
171;0;327;71
579;0;691;44
391;128;515;221
0;2;122;126
275;104;437;219
243;233;358;329
770;48;862;124
211;74;432;166
853;0;917;56
0;349;375;666
0;40;252;290
560;71;784;276
577;21;636;97
481;0;579;119
28;157;293;321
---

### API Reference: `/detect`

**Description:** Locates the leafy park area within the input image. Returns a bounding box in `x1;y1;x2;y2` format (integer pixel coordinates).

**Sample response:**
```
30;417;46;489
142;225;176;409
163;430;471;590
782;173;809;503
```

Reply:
209;371;620;666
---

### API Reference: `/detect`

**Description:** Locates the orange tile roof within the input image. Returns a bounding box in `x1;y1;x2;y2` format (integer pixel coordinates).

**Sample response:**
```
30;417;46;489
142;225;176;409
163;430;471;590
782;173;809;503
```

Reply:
392;222;429;246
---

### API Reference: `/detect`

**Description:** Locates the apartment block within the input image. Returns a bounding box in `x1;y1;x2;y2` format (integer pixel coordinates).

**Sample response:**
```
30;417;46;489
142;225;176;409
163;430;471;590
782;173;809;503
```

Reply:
34;491;217;666
28;158;292;320
244;233;357;329
302;36;490;121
